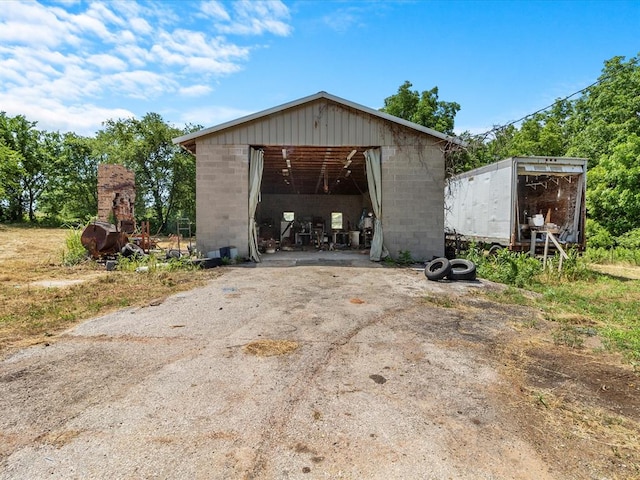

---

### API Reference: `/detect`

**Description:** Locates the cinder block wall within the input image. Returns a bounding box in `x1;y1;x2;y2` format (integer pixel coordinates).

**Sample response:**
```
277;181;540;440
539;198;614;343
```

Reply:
195;143;249;256
258;194;371;232
381;144;444;261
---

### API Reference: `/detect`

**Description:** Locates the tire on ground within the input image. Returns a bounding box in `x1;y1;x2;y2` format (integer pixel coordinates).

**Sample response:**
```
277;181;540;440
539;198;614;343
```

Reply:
424;257;452;281
447;258;477;281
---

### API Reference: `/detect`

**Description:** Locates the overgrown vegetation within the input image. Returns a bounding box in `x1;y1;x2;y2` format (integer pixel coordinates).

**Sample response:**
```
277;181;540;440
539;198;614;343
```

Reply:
115;253;200;273
462;243;640;364
61;224;88;266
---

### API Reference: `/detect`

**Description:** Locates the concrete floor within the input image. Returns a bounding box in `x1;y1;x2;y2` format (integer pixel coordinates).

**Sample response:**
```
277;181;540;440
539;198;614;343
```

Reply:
251;248;383;267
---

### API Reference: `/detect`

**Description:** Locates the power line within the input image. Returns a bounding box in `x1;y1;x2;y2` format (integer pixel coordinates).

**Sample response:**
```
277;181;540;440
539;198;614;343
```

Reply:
470;74;611;141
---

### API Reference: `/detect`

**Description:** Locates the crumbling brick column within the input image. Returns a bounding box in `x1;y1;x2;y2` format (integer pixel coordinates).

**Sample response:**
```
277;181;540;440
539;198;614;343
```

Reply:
97;164;136;233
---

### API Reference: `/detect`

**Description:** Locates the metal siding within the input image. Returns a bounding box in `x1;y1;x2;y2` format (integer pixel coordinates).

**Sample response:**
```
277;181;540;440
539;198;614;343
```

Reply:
328;105;338;143
445;162;514;242
196;99;410;146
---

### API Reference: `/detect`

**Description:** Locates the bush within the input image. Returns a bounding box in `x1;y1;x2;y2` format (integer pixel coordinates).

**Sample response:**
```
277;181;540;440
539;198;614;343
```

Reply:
584;246;640;265
585;219;615;249
616;228;640;249
61;225;88;266
462;244;541;288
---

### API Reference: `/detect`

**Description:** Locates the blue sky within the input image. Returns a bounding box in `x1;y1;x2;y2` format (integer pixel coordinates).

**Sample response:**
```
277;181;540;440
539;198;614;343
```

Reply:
0;0;638;137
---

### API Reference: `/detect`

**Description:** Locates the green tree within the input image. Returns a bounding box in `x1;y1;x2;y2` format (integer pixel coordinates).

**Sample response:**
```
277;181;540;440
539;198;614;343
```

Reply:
478;99;572;162
0;143;23;221
40;133;100;223
0;112;53;222
567;55;640;167
586;134;640;236
381;81;461;135
567;54;640;237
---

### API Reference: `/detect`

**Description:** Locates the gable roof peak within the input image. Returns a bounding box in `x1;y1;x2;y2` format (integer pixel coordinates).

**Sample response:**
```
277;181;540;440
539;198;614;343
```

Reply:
173;91;464;147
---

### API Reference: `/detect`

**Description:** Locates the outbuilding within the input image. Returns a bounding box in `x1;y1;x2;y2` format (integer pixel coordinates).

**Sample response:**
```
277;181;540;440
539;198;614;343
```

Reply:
173;91;463;263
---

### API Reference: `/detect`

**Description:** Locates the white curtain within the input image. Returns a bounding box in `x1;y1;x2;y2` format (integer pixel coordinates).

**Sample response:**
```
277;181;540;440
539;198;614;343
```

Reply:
249;148;264;262
364;148;389;261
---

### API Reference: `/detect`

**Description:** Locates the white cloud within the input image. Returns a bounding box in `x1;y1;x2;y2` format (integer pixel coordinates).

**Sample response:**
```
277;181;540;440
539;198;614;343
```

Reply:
214;0;292;36
0;2;80;47
200;1;231;21
115;43;153;68
151;29;249;75
100;70;178;99
0;91;134;135
179;84;214;96
85;2;127;28
86;53;128;71
0;0;294;134
129;17;153;35
69;10;115;41
177;104;253;127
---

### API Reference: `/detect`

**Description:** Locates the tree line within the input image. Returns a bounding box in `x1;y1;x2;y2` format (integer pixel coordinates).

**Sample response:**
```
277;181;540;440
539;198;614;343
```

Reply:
0;112;199;233
1;54;638;244
381;54;640;247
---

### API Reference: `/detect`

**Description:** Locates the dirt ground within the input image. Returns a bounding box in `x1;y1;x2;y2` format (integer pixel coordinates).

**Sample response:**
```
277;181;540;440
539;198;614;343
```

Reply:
1;266;638;479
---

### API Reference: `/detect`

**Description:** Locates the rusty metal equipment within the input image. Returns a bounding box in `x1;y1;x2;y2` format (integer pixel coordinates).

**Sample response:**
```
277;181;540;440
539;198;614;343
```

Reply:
81;221;129;258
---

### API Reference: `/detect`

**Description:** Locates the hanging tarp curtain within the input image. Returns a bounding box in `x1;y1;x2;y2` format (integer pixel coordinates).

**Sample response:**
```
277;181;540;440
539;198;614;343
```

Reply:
364;148;389;261
248;147;264;262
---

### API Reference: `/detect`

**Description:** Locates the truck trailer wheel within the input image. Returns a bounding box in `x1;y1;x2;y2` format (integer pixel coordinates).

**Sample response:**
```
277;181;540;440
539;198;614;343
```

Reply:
424;258;452;281
447;259;477;281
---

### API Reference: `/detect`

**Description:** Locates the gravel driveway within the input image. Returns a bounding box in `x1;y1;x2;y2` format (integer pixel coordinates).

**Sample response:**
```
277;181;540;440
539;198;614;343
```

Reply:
1;266;558;479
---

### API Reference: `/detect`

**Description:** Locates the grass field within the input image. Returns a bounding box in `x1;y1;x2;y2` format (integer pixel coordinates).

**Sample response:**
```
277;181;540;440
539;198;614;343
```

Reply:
474;251;640;365
0;224;222;356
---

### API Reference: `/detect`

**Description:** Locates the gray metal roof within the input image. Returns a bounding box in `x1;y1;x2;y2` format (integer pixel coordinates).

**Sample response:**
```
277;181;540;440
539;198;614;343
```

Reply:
172;91;465;147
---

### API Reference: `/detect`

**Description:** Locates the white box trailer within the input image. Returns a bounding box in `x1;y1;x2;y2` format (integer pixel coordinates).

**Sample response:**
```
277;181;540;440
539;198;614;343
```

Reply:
445;156;587;253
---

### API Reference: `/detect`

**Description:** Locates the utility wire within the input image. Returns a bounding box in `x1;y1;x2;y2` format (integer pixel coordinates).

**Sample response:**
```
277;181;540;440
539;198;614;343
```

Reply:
470;73;611;141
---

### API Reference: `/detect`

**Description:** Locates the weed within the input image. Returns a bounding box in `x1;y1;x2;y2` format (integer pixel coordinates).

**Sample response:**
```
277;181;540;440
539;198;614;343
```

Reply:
166;256;198;271
423;294;456;308
397;250;414;266
552;324;585;348
585;246;640;266
61;225;88;266
534;392;549;408
383;256;396;267
463;247;542;288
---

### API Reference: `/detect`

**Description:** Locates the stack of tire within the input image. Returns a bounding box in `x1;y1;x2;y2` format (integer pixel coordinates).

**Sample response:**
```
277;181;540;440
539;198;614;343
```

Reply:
424;257;476;281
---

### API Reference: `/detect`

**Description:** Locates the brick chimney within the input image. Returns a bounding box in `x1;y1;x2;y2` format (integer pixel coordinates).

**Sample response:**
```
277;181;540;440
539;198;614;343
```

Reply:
97;164;136;233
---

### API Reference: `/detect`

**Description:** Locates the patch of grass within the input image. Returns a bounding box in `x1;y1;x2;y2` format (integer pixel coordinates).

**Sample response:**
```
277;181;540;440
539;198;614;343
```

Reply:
538;272;640;360
423;294;457;308
243;339;299;356
461;243;640;361
484;286;535;307
0;225;223;356
464;245;542;288
551;324;585;348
